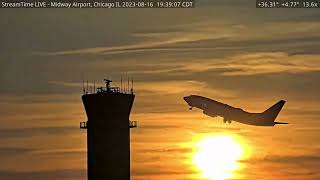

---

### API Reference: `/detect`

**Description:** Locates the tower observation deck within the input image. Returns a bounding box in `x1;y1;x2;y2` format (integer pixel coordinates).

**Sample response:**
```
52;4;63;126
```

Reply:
81;78;136;180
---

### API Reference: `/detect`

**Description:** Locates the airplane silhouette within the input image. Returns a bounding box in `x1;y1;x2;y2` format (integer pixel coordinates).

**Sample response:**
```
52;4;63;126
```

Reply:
183;95;287;126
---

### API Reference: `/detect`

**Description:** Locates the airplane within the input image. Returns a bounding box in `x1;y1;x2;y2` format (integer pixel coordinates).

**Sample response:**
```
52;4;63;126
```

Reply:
183;95;287;126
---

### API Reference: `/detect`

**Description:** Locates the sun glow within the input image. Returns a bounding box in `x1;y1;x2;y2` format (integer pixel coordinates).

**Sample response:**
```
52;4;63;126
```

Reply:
193;135;245;180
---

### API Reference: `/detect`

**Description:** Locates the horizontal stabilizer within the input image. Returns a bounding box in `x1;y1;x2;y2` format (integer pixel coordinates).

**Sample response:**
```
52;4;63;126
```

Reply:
274;122;288;125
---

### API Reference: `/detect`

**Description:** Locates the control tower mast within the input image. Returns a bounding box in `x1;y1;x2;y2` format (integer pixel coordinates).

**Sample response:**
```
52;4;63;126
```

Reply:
80;78;137;180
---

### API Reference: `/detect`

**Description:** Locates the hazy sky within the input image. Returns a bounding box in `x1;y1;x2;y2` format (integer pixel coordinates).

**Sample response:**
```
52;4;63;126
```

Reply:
1;0;320;179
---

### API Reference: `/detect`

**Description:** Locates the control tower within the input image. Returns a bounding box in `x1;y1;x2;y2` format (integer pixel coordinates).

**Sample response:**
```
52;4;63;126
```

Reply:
80;79;137;180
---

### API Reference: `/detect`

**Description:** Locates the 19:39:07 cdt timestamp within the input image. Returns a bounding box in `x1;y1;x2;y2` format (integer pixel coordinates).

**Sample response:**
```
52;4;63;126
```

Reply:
156;1;194;8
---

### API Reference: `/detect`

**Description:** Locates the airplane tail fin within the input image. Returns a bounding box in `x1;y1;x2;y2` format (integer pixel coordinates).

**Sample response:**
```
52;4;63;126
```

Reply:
262;100;286;122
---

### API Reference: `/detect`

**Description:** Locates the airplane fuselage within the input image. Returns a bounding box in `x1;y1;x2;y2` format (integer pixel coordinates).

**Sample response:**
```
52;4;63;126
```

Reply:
183;95;286;126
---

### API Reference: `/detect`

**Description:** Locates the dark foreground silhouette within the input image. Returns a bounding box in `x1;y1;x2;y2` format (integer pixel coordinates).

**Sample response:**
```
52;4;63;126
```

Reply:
184;95;287;126
81;79;136;180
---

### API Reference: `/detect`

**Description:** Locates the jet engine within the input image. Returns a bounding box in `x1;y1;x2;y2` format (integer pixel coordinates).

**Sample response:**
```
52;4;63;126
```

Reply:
223;117;232;124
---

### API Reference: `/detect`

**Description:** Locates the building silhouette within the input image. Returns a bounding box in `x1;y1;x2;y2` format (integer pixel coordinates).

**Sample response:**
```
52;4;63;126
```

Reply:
81;79;136;180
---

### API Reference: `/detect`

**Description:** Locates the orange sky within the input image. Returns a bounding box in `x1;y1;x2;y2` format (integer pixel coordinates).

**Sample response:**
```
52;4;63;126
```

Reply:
1;1;320;180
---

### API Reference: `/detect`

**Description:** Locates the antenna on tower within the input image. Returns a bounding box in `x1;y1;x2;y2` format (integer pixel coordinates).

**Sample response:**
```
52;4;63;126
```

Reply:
131;77;133;94
127;77;129;94
121;76;123;93
82;79;85;94
94;81;96;93
86;80;89;94
107;73;111;81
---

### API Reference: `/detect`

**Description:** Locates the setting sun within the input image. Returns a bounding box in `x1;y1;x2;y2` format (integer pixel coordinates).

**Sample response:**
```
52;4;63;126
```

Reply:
193;135;245;180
